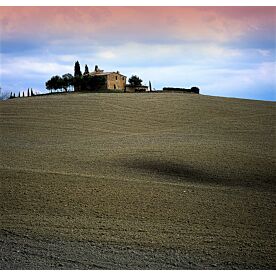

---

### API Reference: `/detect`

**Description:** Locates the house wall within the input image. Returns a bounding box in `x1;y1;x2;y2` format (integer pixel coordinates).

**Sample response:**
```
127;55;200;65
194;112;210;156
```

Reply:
107;73;126;90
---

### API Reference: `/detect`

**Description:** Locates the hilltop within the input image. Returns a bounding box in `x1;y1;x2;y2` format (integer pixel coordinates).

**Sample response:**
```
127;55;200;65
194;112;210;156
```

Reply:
0;93;275;269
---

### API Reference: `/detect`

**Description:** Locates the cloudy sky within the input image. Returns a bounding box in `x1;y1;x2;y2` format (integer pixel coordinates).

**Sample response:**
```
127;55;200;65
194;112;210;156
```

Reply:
0;6;275;100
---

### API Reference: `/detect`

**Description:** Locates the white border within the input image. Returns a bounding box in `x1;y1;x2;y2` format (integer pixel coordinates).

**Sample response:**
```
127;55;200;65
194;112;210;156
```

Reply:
0;0;276;6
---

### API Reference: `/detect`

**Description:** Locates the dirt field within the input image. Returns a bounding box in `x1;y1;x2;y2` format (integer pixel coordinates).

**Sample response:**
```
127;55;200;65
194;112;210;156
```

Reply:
0;92;275;269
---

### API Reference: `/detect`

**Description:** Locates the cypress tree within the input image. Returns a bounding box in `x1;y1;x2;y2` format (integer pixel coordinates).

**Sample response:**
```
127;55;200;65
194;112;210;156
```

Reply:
28;88;30;97
18;92;20;98
149;81;152;92
31;88;34;96
74;61;82;92
74;61;82;77
84;64;89;75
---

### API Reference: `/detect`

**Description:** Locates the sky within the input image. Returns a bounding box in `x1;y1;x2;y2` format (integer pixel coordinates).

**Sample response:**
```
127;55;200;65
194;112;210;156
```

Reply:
0;6;275;100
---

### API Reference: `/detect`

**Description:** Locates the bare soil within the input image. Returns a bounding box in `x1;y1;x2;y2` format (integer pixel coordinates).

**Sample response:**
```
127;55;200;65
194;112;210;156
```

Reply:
0;93;275;269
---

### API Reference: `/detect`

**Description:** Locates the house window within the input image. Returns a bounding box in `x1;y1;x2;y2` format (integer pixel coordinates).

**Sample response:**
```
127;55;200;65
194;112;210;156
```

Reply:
114;85;116;90
116;76;117;80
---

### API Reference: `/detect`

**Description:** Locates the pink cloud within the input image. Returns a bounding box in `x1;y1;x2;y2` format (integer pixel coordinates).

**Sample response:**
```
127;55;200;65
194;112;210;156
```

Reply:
0;6;275;44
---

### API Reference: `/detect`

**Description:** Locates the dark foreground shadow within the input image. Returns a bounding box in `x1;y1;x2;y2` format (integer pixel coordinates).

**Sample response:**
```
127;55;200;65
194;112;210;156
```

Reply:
119;158;275;190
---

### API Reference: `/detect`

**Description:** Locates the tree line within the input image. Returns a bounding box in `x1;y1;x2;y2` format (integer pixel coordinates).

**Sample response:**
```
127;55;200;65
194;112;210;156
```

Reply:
45;61;145;93
45;61;107;93
9;88;35;99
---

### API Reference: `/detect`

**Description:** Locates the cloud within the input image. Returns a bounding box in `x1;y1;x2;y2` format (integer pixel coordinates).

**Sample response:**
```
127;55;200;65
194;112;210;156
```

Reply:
85;42;245;69
0;7;275;101
2;57;72;76
200;62;276;100
1;40;275;101
98;50;116;59
1;7;275;47
56;55;79;63
257;49;272;57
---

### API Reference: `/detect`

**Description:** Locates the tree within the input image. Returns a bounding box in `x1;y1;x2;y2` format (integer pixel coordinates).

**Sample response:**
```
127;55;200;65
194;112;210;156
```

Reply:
52;75;63;91
73;61;82;91
73;76;82;92
84;64;89;75
62;73;74;92
74;61;82;77
31;88;34;96
82;75;106;91
46;78;54;92
94;76;106;90
149;81;152;92
82;74;90;91
128;75;142;86
27;88;30;97
46;75;63;92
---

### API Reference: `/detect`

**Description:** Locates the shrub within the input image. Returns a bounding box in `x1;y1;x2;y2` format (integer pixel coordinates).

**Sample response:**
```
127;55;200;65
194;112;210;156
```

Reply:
191;87;200;94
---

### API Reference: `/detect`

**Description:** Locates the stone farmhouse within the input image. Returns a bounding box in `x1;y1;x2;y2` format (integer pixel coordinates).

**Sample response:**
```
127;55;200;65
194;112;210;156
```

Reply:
87;65;127;91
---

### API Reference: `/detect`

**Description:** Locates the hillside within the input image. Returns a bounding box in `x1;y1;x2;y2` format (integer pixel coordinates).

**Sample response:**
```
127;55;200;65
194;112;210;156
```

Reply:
0;93;275;269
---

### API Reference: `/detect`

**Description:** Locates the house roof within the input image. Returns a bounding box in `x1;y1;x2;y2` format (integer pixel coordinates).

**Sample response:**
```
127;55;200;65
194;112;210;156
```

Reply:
89;71;126;77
